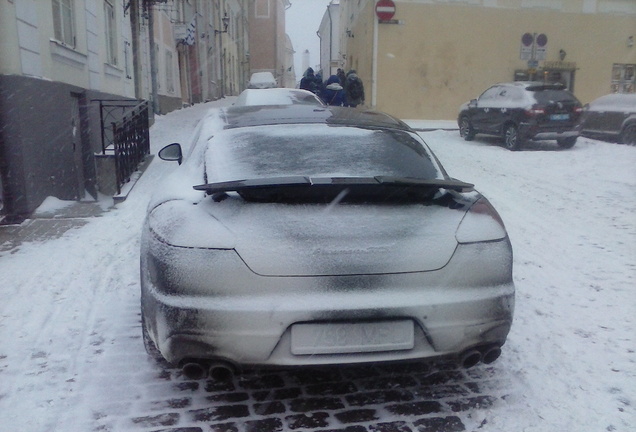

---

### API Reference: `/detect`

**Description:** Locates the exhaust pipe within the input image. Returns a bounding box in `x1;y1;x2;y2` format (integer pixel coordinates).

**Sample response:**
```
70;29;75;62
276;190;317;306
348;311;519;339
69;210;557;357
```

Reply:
460;349;482;369
209;362;234;382
482;345;502;364
182;362;207;380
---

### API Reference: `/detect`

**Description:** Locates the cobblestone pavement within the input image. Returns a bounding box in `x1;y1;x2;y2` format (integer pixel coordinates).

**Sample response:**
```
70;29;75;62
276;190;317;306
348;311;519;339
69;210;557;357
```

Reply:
94;318;509;432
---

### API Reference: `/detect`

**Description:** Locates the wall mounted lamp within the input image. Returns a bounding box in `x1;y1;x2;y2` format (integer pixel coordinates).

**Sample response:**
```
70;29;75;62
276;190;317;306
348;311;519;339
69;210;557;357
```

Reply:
214;13;230;34
628;36;634;48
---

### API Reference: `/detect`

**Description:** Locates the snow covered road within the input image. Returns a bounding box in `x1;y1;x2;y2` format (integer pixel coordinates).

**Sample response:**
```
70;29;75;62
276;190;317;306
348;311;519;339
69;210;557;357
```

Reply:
0;100;634;431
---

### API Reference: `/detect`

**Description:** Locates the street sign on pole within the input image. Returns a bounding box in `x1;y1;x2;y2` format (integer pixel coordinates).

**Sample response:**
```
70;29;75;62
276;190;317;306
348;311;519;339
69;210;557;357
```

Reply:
376;0;396;21
535;33;548;60
520;33;533;60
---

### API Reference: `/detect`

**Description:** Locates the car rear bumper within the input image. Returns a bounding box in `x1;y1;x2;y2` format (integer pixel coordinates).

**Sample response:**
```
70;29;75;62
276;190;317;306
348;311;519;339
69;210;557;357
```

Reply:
141;232;515;368
519;123;580;141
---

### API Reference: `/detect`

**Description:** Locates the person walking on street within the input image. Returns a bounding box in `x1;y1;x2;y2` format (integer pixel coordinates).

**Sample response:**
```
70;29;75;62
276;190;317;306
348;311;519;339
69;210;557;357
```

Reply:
320;75;345;106
344;70;365;108
337;68;346;87
300;68;317;94
314;72;325;96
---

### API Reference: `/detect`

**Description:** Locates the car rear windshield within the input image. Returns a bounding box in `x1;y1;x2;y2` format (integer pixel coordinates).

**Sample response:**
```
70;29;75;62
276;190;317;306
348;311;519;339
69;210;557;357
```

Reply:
205;124;441;183
531;89;579;104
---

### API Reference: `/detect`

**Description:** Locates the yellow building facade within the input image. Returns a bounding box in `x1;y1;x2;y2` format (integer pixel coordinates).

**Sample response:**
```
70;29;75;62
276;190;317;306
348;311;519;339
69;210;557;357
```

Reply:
340;0;636;120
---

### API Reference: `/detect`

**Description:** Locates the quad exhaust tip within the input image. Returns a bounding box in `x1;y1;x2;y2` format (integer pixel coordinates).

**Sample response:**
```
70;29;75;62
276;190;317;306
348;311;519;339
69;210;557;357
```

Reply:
460;344;502;369
181;360;235;381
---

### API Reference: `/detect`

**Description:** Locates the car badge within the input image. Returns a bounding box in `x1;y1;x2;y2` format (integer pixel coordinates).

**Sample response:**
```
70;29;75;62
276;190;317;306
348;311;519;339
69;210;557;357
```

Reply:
557;102;563;109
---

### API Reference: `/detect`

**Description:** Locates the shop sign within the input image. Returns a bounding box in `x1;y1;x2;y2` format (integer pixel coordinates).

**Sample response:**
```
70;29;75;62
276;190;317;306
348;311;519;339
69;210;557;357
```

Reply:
543;61;577;70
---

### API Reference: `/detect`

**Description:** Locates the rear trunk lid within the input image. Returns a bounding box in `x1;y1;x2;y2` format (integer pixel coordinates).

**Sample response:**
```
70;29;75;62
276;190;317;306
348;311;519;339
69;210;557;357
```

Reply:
202;198;465;276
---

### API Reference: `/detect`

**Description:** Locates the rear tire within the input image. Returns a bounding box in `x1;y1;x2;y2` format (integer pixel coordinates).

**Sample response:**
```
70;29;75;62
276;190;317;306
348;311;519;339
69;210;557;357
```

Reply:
620;123;636;145
557;136;577;149
503;124;522;151
459;116;475;141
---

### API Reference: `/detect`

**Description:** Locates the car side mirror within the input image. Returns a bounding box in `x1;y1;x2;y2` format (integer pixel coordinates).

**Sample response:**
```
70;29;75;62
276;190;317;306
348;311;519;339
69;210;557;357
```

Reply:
469;98;477;107
158;143;183;165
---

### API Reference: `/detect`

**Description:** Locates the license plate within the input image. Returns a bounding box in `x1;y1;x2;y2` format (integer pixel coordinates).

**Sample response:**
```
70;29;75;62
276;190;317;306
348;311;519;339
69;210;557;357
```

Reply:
550;113;569;121
291;320;414;355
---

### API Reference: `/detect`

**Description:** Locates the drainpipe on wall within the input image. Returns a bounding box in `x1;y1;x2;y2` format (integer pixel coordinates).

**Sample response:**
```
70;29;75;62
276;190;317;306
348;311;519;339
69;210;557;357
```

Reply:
327;5;333;76
146;1;159;114
372;10;378;108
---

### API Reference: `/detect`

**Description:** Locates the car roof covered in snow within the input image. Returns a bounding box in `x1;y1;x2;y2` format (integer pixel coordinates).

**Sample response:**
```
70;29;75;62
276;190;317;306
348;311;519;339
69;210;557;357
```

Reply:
218;105;413;132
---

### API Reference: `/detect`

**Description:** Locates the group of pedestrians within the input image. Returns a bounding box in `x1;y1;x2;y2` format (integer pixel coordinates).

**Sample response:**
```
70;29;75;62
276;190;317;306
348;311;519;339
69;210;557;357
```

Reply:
299;67;365;108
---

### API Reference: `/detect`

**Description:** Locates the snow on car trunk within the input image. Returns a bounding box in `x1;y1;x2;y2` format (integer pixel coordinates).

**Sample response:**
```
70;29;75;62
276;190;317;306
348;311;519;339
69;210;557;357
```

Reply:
200;197;463;276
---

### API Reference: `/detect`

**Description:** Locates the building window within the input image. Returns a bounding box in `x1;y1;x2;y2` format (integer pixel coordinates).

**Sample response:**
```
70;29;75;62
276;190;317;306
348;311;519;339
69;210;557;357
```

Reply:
611;64;635;93
166;50;174;93
52;0;75;47
124;41;131;79
104;0;117;65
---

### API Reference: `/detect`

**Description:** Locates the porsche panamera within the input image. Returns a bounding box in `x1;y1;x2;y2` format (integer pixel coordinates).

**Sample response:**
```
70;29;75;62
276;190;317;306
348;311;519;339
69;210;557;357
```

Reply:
140;105;515;380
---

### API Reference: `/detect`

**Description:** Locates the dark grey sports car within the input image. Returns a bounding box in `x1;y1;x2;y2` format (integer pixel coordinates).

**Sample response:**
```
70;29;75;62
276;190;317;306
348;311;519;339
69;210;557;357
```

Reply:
141;105;515;380
579;93;636;145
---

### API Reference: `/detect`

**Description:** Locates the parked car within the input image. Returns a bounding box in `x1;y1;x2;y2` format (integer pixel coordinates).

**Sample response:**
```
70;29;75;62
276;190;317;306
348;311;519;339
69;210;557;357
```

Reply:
458;82;583;150
247;71;277;89
234;88;325;107
141;105;515;380
579;93;636;145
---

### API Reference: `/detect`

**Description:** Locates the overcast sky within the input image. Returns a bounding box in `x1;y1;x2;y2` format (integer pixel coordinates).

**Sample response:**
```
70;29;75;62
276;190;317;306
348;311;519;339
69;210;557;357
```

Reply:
285;0;333;79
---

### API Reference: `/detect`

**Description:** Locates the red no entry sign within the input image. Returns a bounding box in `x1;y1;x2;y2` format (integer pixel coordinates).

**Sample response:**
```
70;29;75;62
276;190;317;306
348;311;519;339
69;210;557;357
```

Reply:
375;0;396;21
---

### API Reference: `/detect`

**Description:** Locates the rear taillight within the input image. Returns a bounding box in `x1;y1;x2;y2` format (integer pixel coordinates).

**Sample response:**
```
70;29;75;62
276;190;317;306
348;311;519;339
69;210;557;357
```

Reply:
525;107;545;116
455;198;507;244
573;106;583;114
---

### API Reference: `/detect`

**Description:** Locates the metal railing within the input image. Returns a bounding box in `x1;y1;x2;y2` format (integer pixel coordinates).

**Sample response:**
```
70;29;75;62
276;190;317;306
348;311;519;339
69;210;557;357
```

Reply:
111;101;150;195
96;99;150;195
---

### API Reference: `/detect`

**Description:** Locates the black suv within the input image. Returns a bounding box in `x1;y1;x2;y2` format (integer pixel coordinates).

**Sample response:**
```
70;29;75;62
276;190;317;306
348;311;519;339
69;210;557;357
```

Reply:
458;82;583;150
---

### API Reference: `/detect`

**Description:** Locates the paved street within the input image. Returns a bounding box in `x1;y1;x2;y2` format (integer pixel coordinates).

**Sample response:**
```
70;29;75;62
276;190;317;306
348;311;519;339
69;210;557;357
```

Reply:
90;335;509;432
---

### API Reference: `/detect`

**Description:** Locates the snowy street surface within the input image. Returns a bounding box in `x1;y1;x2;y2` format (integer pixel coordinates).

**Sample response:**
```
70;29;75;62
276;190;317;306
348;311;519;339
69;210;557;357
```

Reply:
0;99;634;432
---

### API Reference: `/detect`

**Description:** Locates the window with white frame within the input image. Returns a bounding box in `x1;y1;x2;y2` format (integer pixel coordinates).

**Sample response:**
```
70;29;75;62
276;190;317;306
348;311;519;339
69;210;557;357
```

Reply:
104;0;117;65
52;0;76;47
124;41;131;79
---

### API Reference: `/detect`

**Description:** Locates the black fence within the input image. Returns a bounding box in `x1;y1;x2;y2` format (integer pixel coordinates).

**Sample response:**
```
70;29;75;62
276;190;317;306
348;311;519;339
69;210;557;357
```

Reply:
97;100;150;195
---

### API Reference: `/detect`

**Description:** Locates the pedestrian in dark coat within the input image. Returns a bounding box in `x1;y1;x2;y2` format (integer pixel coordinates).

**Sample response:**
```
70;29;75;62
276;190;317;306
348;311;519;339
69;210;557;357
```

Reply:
320;75;345;106
337;68;346;86
344;70;365;108
299;68;317;93
314;72;324;96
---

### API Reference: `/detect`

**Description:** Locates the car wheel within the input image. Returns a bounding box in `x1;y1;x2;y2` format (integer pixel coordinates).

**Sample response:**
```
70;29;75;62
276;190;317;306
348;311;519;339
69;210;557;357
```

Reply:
503;124;522;151
557;136;577;149
620;123;636;145
459;116;475;141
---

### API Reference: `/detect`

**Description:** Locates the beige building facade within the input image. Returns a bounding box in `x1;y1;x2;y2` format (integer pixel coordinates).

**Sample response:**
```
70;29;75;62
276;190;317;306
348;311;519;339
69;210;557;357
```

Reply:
339;0;636;120
249;0;293;87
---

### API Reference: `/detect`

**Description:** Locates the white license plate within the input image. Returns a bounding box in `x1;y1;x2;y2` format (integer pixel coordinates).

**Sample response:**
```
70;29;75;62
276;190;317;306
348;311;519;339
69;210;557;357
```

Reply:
550;113;569;121
291;320;414;355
